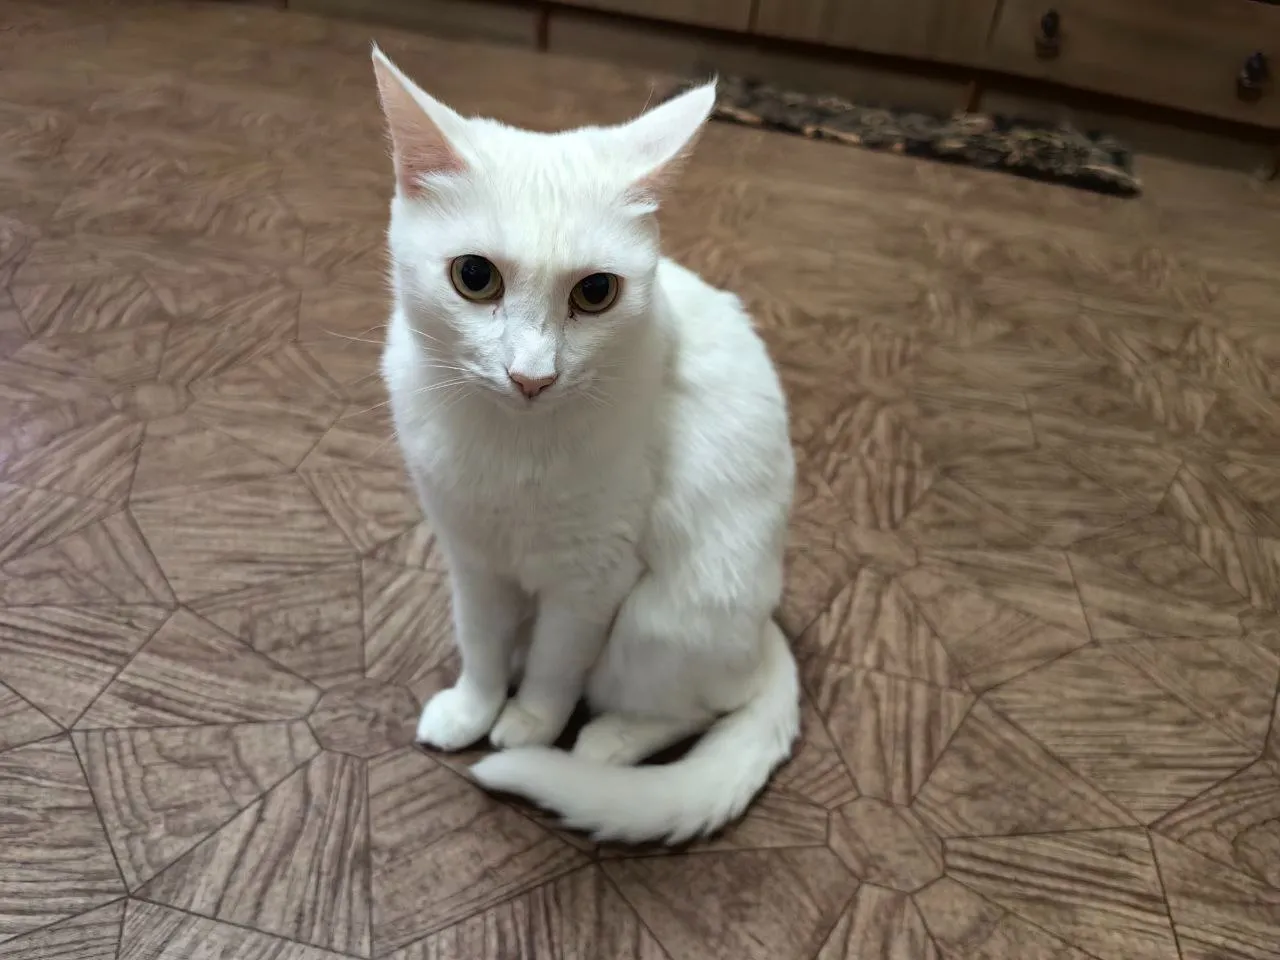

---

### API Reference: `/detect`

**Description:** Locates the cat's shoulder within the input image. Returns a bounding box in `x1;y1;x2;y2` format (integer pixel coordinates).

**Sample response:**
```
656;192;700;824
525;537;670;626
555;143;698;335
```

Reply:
656;257;742;315
656;257;773;374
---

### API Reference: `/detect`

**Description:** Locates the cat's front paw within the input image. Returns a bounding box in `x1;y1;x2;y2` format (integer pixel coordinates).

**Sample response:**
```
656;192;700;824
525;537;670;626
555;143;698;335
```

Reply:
489;699;566;749
415;686;503;751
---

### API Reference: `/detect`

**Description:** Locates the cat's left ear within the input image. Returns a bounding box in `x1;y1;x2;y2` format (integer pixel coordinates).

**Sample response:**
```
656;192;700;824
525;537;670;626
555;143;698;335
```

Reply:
615;82;717;206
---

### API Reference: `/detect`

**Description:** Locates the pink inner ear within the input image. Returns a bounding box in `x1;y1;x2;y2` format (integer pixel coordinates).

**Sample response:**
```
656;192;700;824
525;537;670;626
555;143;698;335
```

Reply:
374;58;464;195
392;130;464;194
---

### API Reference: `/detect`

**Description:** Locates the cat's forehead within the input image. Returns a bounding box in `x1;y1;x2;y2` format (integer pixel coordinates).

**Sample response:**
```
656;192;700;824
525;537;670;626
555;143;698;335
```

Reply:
478;198;653;281
472;125;628;196
427;136;655;274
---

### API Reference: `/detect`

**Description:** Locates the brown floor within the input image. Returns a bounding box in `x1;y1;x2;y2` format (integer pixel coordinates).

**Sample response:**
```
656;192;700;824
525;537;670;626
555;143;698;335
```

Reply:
2;1;1280;958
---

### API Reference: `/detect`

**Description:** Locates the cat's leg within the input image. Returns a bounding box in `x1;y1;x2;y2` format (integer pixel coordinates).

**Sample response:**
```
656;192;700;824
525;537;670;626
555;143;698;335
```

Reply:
488;598;609;748
572;712;712;766
490;564;639;749
416;561;525;751
572;572;751;766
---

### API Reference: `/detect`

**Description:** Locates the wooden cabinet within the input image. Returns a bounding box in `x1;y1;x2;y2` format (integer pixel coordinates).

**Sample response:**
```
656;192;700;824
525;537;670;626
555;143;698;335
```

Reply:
987;0;1279;126
382;0;1279;131
555;0;754;32
751;0;999;68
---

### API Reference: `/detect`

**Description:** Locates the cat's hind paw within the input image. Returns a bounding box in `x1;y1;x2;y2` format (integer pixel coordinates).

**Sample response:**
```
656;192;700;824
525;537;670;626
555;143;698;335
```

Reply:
571;714;640;765
573;712;707;766
415;686;503;751
489;699;565;749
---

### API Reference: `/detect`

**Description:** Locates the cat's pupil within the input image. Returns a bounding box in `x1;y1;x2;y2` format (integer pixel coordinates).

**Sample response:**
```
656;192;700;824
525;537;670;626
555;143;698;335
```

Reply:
579;274;611;305
459;257;492;292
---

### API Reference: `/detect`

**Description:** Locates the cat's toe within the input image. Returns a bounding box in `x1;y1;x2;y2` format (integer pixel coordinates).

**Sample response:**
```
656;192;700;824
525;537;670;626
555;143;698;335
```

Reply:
489;699;564;748
415;686;502;751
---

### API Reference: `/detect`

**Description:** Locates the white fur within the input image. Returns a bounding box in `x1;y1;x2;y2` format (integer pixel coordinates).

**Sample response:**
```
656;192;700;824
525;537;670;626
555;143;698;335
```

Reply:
374;47;799;843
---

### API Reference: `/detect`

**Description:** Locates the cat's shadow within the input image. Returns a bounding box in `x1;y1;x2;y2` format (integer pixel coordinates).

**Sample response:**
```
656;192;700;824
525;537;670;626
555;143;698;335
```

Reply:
415;697;706;852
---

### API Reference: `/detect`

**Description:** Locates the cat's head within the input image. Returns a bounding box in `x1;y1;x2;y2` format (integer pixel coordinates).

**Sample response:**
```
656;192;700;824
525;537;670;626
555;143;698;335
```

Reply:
373;47;714;410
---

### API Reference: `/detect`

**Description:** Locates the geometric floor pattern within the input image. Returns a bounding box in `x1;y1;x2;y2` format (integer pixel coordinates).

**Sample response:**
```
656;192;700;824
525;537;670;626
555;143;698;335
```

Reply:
2;1;1279;958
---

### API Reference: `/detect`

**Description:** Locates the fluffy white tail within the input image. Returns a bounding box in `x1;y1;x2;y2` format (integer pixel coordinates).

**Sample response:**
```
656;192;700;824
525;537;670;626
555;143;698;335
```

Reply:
469;621;800;844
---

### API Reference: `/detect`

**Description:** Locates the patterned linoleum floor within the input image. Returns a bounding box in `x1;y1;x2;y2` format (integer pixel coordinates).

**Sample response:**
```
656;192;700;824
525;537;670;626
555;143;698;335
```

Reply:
2;1;1280;958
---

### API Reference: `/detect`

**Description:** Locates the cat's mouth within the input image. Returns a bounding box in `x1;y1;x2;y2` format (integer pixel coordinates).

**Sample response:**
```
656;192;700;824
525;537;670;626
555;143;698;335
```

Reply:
485;380;561;413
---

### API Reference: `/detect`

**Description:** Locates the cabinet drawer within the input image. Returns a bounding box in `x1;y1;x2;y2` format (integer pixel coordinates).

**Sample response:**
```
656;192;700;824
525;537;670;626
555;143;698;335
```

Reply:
987;0;1279;127
555;0;754;31
752;0;998;67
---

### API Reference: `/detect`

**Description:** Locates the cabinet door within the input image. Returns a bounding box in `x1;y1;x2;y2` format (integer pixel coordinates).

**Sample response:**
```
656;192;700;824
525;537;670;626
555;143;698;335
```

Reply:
753;0;998;67
556;0;754;32
988;0;1280;127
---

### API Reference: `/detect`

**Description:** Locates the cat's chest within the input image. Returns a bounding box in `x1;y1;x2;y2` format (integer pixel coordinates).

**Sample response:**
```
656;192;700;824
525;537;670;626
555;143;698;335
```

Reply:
408;428;651;582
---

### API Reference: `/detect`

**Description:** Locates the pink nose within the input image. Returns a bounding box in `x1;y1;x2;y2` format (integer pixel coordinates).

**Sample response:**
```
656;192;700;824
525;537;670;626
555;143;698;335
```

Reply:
508;371;557;399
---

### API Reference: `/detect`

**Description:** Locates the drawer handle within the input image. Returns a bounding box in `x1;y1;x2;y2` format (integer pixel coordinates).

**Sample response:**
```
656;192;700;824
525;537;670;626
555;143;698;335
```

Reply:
1035;9;1062;59
1237;51;1270;101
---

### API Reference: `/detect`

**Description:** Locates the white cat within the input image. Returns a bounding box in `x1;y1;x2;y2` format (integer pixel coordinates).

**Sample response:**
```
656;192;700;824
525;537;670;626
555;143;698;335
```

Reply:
374;47;799;844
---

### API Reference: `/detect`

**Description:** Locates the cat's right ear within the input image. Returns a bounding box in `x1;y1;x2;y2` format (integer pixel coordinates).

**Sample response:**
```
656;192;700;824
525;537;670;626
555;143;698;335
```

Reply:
371;46;469;196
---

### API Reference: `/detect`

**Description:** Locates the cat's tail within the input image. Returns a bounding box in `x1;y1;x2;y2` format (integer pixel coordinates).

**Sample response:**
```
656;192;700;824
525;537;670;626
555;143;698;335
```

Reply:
468;620;800;845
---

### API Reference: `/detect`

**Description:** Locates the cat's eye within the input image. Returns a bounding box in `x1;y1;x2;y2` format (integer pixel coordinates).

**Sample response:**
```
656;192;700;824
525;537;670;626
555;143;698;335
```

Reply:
449;255;503;301
569;273;620;314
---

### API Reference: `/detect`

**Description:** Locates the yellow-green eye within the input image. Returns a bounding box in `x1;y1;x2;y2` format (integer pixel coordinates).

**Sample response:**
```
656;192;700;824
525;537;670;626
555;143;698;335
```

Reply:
569;273;620;314
450;255;503;301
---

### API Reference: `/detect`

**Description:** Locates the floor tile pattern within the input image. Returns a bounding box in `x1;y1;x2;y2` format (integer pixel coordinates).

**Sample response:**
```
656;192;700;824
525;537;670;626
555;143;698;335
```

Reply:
0;1;1278;957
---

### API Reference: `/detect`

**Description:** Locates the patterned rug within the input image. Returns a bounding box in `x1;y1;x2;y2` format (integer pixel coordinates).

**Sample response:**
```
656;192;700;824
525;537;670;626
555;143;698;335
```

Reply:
665;74;1142;197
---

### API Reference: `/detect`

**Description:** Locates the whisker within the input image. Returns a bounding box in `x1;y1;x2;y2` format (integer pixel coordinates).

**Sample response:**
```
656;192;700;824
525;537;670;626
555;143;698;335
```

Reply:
425;383;471;419
357;435;400;467
408;327;447;346
342;397;395;418
411;379;473;396
351;382;473;468
581;385;615;411
323;327;387;344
